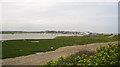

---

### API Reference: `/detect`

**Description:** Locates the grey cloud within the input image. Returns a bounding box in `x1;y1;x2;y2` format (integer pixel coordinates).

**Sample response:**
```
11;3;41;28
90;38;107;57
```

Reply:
1;2;118;33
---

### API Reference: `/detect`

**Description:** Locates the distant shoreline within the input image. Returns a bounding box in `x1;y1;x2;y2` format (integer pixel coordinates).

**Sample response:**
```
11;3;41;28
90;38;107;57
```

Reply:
1;33;83;41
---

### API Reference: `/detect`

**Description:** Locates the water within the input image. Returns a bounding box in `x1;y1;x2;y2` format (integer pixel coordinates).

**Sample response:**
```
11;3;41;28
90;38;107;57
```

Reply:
0;33;83;41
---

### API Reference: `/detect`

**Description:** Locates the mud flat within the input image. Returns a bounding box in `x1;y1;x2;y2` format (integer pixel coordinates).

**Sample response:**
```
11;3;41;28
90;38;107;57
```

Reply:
1;33;83;40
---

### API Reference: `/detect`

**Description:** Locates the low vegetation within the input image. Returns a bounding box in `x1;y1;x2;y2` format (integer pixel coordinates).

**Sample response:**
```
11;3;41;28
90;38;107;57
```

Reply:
2;35;118;59
44;44;120;66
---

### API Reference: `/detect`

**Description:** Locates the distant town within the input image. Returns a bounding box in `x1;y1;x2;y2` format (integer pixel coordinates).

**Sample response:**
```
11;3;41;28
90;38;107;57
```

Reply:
1;30;118;36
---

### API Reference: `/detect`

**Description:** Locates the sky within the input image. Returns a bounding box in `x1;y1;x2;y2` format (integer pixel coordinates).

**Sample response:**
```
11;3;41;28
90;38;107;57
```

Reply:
0;0;119;33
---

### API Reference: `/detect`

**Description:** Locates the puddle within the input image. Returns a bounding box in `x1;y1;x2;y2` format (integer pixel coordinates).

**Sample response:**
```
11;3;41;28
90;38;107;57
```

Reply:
30;41;40;43
35;52;44;54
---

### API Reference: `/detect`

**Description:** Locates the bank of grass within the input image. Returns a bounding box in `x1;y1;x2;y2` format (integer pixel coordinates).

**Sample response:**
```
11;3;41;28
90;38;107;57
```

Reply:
2;35;118;59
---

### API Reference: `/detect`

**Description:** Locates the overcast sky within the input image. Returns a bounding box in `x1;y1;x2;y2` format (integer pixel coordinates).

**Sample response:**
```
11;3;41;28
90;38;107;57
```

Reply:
1;0;118;33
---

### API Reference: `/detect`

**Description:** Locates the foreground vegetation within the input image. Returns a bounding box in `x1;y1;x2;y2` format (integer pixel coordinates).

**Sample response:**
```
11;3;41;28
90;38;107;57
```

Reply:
2;35;118;59
44;44;120;67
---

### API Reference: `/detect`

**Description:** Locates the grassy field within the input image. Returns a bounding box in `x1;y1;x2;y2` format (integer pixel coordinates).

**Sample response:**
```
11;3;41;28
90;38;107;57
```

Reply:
2;35;118;59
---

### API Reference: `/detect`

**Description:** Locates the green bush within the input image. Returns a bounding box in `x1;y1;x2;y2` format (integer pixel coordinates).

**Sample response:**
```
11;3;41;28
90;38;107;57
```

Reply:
43;44;120;67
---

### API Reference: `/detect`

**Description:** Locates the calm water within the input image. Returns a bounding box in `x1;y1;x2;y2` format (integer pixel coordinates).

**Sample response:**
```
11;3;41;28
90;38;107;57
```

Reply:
0;33;83;40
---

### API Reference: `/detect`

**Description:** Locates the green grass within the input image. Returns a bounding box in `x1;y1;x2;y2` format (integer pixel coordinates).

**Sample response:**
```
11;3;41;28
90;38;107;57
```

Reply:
2;35;119;59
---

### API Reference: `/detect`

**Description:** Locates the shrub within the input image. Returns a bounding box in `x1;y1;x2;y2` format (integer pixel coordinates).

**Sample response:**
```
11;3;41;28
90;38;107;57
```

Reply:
43;44;120;67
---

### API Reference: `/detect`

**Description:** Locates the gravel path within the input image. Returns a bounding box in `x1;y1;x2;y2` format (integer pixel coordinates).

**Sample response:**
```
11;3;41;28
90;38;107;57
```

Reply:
2;41;119;65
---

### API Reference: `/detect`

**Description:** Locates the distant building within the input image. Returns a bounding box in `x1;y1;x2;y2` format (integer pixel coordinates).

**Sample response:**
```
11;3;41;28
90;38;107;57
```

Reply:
81;32;97;36
82;32;90;36
89;33;97;36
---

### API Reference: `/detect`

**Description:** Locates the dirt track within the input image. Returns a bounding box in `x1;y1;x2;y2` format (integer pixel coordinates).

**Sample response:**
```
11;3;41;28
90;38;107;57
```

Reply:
2;41;119;65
